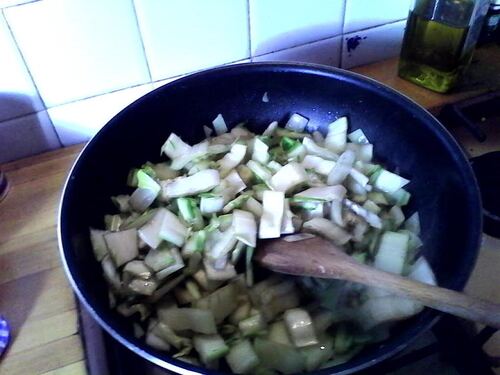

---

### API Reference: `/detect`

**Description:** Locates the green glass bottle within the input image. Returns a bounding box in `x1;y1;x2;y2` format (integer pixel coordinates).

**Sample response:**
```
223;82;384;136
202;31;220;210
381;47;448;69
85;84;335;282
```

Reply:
398;0;490;93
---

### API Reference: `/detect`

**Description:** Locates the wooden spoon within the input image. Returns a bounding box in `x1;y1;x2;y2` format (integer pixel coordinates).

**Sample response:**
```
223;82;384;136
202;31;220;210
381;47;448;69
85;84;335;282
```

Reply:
256;236;500;329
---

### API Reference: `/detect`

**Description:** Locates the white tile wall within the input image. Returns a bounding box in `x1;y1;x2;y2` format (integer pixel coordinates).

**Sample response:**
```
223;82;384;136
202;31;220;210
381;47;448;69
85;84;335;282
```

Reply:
253;36;342;67
341;20;406;69
0;111;60;163
0;0;412;163
249;0;345;56
48;83;154;146
134;0;249;81
344;0;411;33
0;12;43;122
4;0;150;107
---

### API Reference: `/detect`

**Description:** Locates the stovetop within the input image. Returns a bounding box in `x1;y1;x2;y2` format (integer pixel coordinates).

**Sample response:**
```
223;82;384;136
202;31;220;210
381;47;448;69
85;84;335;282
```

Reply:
77;92;500;375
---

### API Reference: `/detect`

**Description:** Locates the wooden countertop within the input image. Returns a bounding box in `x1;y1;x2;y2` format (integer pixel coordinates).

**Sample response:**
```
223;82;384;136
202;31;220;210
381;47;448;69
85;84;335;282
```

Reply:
1;45;499;375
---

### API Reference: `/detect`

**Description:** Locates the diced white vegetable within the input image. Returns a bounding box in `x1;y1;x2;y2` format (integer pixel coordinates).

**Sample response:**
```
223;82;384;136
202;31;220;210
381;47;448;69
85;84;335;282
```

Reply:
204;258;237;281
404;212;421;235
90;228;108;261
219;170;247;202
247;160;273;187
259;191;285;239
281;200;295;235
349;168;369;187
200;194;225;215
194;334;229;364
267;160;282;173
129;188;157;213
208;227;238;259
357;144;373;162
347;128;369;144
104;229;139;267
294;185;346;201
389;206;405;227
137;209;164;249
232;209;257;247
101;255;121;289
325;117;348;153
284;308;318;347
218;144;247;176
154;248;185;280
161;133;192;159
252;138;270;164
373;170;410;194
226;339;260;374
270;162;308;192
329;199;344;227
170;141;209;170
327;149;356;185
302;138;339;160
262;121;278;136
285;113;308;132
344;199;382;229
212;114;228;135
161;169;220;199
302;218;351;245
159;209;188;247
409;257;437;285
301;155;335;176
374;231;409;274
242;196;263;218
362;200;381;214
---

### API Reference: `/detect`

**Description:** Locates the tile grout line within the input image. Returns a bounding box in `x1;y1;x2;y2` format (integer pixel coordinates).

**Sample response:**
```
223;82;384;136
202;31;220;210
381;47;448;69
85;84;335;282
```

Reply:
1;0;41;11
1;7;64;147
130;0;153;83
246;0;252;61
339;0;348;68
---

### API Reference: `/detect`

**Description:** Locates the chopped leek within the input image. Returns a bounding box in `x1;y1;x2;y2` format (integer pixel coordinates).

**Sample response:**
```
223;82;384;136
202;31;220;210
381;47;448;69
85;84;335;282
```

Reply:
226;339;260;374
104;229;138;267
284;308;318;347
285;113;308;132
193;334;229;364
94;113;426;372
270;162;308;192
259;191;285;239
161;169;220;199
212;114;228;135
374;231;409;274
325;117;348;153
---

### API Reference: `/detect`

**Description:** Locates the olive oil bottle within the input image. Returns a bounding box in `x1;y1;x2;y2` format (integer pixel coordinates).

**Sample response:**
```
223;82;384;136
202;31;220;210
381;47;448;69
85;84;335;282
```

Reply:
398;0;490;93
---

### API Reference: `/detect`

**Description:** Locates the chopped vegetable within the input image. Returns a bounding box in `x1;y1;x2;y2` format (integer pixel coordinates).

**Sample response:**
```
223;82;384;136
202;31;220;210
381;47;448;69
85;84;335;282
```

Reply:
161;169;220;199
325;117;348;153
259;191;285;239
226;339;260;374
270;162;308;193
212;114;228;135
374;231;409;274
284;308;318;347
104;229;138;267
93;113;426;373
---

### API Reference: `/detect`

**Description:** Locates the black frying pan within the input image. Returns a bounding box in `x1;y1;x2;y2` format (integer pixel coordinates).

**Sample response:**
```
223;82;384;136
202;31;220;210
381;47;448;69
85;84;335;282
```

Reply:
58;63;482;374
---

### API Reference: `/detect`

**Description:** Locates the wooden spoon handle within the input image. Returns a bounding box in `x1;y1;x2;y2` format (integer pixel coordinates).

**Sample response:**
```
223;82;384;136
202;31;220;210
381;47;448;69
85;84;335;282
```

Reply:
258;238;500;329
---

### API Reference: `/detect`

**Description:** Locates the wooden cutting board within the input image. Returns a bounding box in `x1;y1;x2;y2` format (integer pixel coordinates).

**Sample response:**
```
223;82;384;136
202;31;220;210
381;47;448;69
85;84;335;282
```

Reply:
0;45;499;375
